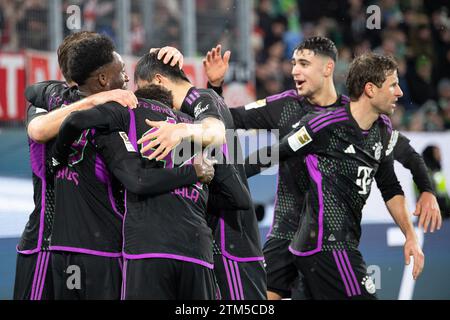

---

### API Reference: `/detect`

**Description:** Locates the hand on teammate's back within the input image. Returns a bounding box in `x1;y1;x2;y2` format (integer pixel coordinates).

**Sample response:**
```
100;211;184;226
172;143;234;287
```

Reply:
88;89;138;109
203;44;231;87
150;46;184;69
138;119;185;161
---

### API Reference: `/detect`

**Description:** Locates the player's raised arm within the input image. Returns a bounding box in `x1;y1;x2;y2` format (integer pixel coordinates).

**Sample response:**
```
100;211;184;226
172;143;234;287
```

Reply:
94;132;215;195
138;117;226;162
393;132;442;233
203;44;231;89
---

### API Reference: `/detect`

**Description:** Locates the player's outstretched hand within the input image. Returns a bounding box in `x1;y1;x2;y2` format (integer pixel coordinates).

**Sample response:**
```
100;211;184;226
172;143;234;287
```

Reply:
138;119;184;161
203;44;231;87
150;46;184;69
88;89;138;109
413;191;442;233
404;237;425;280
193;151;217;184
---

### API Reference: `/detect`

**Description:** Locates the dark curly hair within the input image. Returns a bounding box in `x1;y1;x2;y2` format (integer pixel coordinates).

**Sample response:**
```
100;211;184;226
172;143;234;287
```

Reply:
57;31;97;83
295;36;338;62
135;84;174;107
134;51;190;84
67;34;116;86
346;53;398;101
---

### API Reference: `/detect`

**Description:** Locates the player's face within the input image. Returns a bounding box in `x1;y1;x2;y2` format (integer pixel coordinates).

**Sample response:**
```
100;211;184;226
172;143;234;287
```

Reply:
106;52;129;90
372;70;403;116
291;49;327;97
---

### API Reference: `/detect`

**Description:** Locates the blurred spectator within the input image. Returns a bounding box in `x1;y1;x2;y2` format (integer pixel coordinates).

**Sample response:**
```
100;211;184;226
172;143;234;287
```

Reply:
16;0;49;50
1;0;449;133
421;146;450;219
407;55;437;106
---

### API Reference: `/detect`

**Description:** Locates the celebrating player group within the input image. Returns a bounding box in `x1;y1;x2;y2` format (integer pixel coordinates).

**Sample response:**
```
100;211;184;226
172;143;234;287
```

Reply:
14;32;442;300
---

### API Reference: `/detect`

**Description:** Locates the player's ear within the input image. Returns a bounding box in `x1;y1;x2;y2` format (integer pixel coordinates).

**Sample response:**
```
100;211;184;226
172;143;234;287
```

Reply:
324;59;334;77
98;72;108;88
155;74;167;85
364;82;375;98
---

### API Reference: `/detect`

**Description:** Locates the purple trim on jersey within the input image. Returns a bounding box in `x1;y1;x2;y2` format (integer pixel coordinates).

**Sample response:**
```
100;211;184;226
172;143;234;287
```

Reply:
30;141;45;179
342;95;350;103
289;155;323;257
308;108;346;126
220;218;264;261
343;250;362;295
192;89;200;99
37;252;51;300
266;90;299;103
123;253;214;269
312;117;349;133
127;109;138;151
222;256;235;300
49;246;122;257
234;261;245;300
121;259;128;300
380;115;393;134
94;155;109;184
185;96;193;105
118;257;123;272
309;110;347;129
228;258;240;299
266;173;280;239
33;251;47;300
362;131;369;136
30;251;42;300
338;251;357;296
333;250;352;297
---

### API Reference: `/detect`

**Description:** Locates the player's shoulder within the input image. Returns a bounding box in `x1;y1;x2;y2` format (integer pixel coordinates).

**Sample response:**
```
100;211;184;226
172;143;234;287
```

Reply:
267;89;302;104
303;105;349;130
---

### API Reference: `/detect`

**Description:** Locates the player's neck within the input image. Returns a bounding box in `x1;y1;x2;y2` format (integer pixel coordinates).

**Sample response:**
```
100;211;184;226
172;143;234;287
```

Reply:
172;81;194;110
306;81;338;106
350;100;379;130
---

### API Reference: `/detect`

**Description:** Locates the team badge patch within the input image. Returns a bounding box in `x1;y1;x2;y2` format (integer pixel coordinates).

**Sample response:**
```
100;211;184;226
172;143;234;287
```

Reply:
119;132;136;152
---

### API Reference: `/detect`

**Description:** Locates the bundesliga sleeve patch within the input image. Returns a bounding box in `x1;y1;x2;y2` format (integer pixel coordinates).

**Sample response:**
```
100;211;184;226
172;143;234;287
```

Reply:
288;126;312;152
119;132;137;153
244;99;267;110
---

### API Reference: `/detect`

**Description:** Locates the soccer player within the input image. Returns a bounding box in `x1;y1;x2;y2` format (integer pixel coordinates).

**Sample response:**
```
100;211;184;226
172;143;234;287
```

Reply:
262;53;424;299
14;31;136;300
51;75;251;299
203;38;441;299
136;52;267;300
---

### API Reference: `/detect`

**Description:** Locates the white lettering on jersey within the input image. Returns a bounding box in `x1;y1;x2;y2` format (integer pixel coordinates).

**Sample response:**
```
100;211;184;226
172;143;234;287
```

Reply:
356;166;374;195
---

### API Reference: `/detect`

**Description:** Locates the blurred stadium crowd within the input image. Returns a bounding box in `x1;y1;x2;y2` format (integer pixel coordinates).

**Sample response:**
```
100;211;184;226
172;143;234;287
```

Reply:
0;0;449;131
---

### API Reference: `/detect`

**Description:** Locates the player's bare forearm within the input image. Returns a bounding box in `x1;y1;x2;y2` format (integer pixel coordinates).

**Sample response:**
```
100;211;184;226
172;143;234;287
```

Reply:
386;195;425;280
191;117;226;147
386;195;416;239
28;89;137;144
139;118;225;161
27;98;97;143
